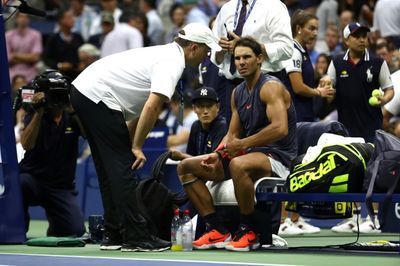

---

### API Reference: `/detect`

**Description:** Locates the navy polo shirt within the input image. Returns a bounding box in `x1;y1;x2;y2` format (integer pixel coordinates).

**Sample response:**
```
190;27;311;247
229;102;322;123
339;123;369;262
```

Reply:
331;50;390;141
283;40;317;122
19;110;81;189
186;115;227;156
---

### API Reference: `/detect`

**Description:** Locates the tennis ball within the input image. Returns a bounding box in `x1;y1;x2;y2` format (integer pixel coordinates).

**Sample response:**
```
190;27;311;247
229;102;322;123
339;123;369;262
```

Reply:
372;89;382;97
369;96;379;106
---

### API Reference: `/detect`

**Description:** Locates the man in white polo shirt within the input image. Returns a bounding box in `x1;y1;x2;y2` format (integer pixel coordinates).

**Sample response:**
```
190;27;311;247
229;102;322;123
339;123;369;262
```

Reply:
70;23;221;252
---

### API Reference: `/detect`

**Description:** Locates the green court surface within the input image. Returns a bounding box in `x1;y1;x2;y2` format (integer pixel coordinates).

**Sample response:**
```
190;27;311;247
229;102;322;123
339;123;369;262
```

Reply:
0;220;399;266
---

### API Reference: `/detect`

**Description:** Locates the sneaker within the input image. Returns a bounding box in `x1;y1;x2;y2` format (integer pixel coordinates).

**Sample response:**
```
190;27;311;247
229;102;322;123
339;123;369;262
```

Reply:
293;217;320;234
192;229;231;250
278;218;303;236
353;215;381;234
262;234;289;248
331;216;357;233
121;235;170;252
100;233;122;250
225;225;260;252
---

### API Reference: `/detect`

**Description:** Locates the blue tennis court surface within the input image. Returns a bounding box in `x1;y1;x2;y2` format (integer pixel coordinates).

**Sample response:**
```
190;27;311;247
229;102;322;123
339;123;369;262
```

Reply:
0;254;296;266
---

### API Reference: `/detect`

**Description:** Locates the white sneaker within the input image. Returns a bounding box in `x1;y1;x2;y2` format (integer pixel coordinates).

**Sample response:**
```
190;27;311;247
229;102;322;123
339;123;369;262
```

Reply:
278;218;303;236
293;217;320;234
353;215;381;234
262;234;289;248
331;216;358;233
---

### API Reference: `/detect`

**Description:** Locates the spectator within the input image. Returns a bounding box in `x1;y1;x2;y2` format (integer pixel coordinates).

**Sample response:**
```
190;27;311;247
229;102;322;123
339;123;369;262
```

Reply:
139;0;164;45
19;71;85;237
375;41;400;74
43;9;84;80
78;43;100;72
373;0;400;48
164;3;186;44
315;24;344;57
130;12;152;47
88;12;115;49
69;0;99;41
167;90;197;153
70;23;221;252
316;0;339;41
211;0;293;122
100;11;144;57
182;0;210;26
6;12;42;82
177;37;297;251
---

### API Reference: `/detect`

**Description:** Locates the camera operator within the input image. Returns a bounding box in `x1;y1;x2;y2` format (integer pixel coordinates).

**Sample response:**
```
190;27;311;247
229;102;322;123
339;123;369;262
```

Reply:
18;71;85;237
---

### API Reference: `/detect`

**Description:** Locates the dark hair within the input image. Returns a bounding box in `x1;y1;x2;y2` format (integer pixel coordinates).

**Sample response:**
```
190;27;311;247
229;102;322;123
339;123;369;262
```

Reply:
234;36;263;56
291;9;318;38
169;3;184;20
316;53;332;65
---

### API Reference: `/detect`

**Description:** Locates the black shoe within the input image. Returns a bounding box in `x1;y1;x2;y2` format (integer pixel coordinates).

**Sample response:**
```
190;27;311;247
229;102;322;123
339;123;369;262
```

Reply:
121;235;171;252
100;232;123;251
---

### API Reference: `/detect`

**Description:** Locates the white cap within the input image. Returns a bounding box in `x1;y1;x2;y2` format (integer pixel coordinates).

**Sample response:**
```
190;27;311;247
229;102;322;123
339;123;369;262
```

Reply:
178;23;222;52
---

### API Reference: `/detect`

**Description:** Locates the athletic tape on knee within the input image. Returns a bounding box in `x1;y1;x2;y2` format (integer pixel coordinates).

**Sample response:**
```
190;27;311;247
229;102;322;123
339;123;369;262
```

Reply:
181;177;199;186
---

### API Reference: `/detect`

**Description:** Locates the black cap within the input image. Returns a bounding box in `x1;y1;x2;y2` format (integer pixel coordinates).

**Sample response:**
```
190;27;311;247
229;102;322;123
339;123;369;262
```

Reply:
192;87;218;103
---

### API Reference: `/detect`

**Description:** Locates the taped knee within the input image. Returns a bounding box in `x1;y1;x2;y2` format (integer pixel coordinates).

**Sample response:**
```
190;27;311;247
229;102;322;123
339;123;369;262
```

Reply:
180;177;199;187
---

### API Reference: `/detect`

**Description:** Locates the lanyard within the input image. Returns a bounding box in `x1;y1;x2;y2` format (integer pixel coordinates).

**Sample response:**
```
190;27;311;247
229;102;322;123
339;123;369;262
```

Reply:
233;0;257;31
177;79;184;125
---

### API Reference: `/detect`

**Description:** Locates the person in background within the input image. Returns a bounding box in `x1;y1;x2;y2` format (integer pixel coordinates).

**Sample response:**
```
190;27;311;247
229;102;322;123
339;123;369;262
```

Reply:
88;12;115;49
167;90;197;153
164;3;186;44
6;12;42;82
139;0;164;45
78;43;100;72
69;0;99;41
100;11;144;57
43;9;84;80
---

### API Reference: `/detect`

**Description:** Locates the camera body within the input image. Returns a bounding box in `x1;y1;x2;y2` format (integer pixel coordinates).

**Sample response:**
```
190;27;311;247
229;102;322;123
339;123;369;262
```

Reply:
15;70;71;111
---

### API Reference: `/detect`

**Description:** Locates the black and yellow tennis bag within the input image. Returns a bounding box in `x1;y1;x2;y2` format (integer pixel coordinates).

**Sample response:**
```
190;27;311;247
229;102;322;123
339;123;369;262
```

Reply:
288;143;374;193
285;143;374;219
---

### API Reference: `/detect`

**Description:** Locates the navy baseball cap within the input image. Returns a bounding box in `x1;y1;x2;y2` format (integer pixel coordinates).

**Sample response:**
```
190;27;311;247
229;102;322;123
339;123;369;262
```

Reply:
343;22;370;39
192;87;219;103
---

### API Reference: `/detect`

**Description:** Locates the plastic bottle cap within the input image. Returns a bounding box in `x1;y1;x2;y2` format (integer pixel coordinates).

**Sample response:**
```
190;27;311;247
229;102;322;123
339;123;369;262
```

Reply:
184;209;190;215
174;208;180;215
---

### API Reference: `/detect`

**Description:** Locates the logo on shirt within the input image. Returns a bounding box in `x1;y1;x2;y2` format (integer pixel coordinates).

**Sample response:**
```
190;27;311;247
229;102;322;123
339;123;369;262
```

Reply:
207;140;212;148
366;67;373;82
246;104;252;109
340;70;348;78
65;127;74;134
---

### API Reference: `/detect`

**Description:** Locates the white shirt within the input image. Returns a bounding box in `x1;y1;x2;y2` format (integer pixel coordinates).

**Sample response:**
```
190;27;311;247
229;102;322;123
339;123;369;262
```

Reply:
147;9;164;45
385;70;400;116
373;0;400;37
211;0;293;79
283;40;305;74
101;23;143;57
73;43;185;121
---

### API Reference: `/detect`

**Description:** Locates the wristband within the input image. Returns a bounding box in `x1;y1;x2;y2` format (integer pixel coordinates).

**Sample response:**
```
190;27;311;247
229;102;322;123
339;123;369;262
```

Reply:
215;150;223;161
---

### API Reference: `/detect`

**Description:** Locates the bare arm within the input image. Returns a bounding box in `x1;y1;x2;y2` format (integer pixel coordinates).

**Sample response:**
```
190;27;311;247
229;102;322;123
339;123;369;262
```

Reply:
20;93;45;150
235;82;289;151
132;92;168;169
288;72;334;98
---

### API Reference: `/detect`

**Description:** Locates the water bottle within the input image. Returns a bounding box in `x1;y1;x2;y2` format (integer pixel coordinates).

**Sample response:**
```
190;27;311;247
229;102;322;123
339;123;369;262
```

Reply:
171;208;183;251
181;209;193;251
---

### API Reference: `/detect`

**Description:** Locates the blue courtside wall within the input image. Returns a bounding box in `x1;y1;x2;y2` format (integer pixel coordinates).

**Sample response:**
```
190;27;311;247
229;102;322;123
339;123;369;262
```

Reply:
0;6;26;243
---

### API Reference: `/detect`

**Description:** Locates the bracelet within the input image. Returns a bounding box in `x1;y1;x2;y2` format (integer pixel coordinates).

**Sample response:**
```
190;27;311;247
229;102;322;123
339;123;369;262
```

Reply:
215;151;223;161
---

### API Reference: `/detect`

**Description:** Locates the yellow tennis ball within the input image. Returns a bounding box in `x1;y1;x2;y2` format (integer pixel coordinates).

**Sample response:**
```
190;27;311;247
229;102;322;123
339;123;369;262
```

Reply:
369;96;379;106
372;89;382;97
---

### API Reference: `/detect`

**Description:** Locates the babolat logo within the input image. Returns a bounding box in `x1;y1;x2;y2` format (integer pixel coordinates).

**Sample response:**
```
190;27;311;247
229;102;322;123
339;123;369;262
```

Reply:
147;131;165;139
289;152;347;192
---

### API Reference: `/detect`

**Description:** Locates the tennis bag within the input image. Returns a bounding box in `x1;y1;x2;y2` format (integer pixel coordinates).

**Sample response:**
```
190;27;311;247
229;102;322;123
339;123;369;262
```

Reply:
364;130;400;229
135;152;187;241
286;143;374;219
